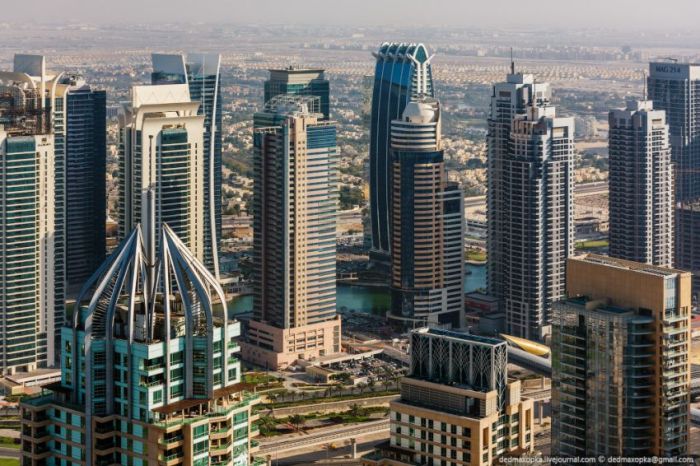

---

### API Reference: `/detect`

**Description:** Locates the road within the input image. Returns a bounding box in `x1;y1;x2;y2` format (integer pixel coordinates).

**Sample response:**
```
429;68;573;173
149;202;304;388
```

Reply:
463;181;607;211
0;447;20;459
258;419;389;457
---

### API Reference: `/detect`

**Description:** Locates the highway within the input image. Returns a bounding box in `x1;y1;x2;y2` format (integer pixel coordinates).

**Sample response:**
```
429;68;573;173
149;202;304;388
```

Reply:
257;419;389;456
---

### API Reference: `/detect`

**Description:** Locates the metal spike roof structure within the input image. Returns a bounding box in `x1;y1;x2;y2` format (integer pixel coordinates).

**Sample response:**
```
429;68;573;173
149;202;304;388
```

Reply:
69;219;231;421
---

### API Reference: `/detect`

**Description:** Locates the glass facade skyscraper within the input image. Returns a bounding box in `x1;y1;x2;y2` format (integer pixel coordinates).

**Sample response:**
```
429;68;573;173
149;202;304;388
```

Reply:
152;53;223;276
369;43;434;266
242;95;341;370
552;255;691;458
60;76;107;290
0;129;55;374
264;67;330;120
647;62;700;203
0;55;69;370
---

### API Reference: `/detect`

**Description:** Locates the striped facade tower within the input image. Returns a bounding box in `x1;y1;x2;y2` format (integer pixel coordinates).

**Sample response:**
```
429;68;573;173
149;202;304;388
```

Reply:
242;95;341;370
487;70;575;340
118;84;206;261
0;57;62;371
608;100;673;267
390;97;465;329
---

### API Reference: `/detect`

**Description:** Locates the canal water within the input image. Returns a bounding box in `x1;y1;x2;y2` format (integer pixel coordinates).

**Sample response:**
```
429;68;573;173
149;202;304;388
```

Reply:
228;264;486;316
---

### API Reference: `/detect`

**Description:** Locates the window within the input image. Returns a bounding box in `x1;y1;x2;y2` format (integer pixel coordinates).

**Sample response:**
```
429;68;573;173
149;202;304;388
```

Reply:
170;352;183;365
193;440;208;454
170;385;183;398
193;425;208;437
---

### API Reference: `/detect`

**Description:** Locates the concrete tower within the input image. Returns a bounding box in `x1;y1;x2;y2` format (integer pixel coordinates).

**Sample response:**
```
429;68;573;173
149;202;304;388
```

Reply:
242;95;341;370
389;97;464;329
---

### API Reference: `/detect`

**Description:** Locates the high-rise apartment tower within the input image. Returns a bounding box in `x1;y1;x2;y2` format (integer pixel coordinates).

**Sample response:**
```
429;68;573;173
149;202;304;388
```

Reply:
242;95;341;370
487;71;575;340
152;53;222;276
608;100;673;267
389;97;464;329
552;254;691;458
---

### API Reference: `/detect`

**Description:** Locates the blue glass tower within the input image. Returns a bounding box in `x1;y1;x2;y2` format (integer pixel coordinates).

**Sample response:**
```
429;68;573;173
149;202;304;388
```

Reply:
152;53;223;277
60;76;107;290
369;43;434;267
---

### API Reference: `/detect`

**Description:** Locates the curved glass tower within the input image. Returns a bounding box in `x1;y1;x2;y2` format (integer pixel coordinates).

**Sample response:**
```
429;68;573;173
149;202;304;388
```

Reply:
369;43;434;267
152;53;223;277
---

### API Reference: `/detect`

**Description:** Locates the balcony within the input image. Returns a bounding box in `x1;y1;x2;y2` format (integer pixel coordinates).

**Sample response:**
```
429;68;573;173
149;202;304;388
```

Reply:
159;452;184;466
210;442;232;454
159;435;184;447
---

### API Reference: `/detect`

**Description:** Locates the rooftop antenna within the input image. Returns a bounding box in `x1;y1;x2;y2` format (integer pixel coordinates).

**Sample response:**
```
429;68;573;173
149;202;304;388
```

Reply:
510;47;515;74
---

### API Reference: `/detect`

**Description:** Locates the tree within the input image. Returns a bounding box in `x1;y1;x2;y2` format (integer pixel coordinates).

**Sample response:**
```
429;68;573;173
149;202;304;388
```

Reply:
348;403;365;418
357;382;367;394
288;414;305;432
257;415;277;436
367;377;376;392
381;379;391;392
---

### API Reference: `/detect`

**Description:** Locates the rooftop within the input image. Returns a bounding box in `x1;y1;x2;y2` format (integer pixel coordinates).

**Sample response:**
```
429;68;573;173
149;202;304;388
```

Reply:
574;253;687;277
415;327;503;346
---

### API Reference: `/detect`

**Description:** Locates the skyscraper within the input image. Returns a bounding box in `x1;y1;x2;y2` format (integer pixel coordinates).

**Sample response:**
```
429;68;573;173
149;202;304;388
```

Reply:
117;83;205;260
152;53;222;276
552;254;691;458
264;67;330;119
21;209;260;465
389;97;464;329
0;55;67;365
59;74;107;290
487;71;575;341
0;80;56;374
369;43;434;266
608;100;673;267
647;62;700;203
676;202;700;295
5;55;107;363
362;328;534;466
242;95;341;370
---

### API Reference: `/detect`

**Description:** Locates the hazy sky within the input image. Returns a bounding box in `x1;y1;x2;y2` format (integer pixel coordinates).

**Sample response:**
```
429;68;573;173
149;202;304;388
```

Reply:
6;0;700;29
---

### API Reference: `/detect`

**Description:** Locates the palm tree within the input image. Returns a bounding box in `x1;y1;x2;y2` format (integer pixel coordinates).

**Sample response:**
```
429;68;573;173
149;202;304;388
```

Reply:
288;414;305;432
258;415;277;436
348;403;365;417
357;382;367;394
381;378;391;392
367;377;376;392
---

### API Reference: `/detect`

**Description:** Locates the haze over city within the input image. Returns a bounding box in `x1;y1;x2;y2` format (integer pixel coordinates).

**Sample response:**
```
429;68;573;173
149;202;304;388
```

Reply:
2;1;700;465
3;0;700;30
